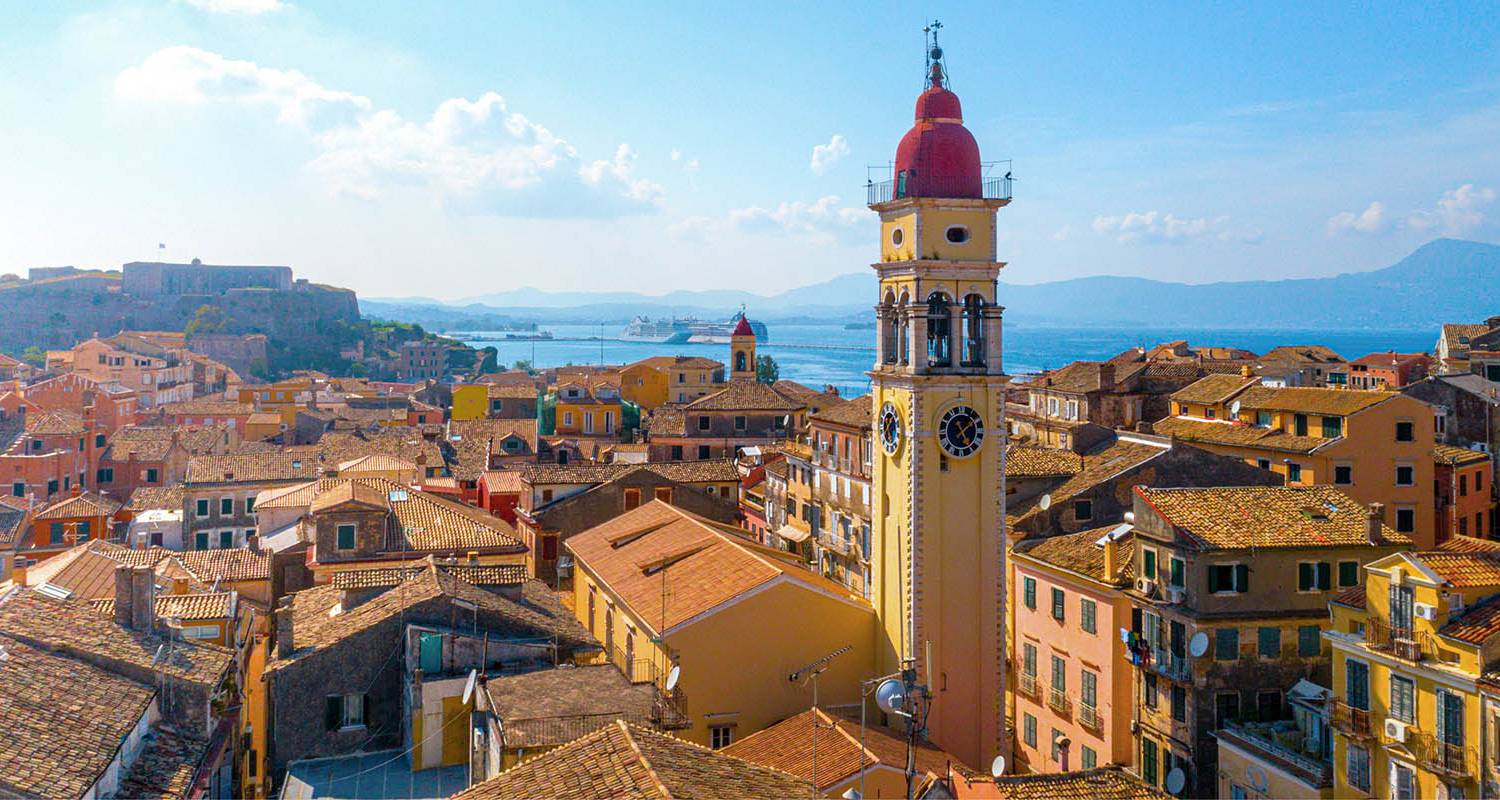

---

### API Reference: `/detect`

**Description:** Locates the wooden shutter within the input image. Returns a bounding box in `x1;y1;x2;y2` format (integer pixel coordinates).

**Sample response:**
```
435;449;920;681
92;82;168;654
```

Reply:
325;696;341;730
363;694;372;728
1207;567;1220;594
1234;564;1250;593
1317;563;1331;591
1298;563;1313;591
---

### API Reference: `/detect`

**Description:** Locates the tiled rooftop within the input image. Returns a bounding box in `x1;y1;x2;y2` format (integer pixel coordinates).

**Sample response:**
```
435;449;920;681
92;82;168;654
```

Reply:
34;491;122;520
185;452;326;485
482;664;658;748
92;592;233;622
176;548;270;583
976;766;1173;800
724;706;963;786
809;394;871;429
1440;594;1500;645
1137;486;1408;550
117;726;209;798
1151;415;1328;454
1013;525;1133;585
126;484;187;512
1008;438;1169;522
520;459;741;486
1236;385;1396;416
1170;373;1259;405
1434;443;1490;465
452;720;812;800
684;381;804;412
1005;445;1084;479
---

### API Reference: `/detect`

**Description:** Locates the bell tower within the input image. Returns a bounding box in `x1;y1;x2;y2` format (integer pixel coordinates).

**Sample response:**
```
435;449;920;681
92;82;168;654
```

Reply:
730;313;757;382
867;24;1011;770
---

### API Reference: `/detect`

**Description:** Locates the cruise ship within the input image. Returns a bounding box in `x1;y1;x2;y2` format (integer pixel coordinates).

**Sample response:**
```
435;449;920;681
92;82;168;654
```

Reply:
620;312;769;344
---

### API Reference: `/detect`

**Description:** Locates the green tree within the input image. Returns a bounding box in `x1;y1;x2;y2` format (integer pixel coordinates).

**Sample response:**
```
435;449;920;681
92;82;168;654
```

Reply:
184;305;228;336
756;354;780;384
20;346;45;367
512;359;534;374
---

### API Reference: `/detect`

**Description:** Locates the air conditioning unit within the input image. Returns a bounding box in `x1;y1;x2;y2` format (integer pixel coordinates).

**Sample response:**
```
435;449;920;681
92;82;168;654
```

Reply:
1136;578;1157;596
1385;718;1409;743
1414;603;1438;621
1166;587;1186;605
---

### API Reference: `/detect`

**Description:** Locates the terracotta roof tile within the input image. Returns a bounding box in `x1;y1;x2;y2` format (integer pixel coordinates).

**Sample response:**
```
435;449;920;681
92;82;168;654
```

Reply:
34;492;122;520
1005;446;1084;479
975;765;1174;800
520;460;740;486
1441;595;1500;645
724;707;965;787
810;394;871;429
117;726;209;799
1411;550;1500;588
186;452;326;485
1434;443;1490;465
1136;486;1408;550
1013;525;1133;585
1332;586;1367;609
176;549;270;583
482;665;659;749
1151;416;1328;454
565;502;867;635
685;381;803;412
24;410;85;436
159;399;255;416
328;562;525;590
453;720;812;800
92;592;233;622
1008;438;1169;521
126;485;186;512
1170;373;1259;405
1236;385;1395;416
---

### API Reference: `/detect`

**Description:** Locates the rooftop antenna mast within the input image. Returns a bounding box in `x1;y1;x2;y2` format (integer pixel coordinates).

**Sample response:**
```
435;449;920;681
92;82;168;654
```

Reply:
789;645;853;798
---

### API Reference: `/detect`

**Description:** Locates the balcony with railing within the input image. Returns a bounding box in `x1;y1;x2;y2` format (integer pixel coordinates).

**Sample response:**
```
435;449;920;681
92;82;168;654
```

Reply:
1017;671;1040;702
609;655;690;730
1048;687;1072;718
1329;700;1374;739
1079;703;1103;734
1149;647;1193;683
1218;719;1333;788
1367;619;1435;662
1413;732;1473;779
867;175;1013;206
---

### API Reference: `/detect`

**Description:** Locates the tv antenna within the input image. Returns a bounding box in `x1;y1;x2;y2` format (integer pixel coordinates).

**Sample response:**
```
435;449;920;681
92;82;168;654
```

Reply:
789;645;852;798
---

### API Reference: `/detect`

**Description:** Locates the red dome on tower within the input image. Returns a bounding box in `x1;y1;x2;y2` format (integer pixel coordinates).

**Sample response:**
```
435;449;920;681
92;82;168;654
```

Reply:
892;62;982;199
732;315;754;337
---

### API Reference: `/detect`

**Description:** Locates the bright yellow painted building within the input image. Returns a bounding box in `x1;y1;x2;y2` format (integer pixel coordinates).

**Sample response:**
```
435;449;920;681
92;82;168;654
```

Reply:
1159;376;1441;547
866;45;1011;770
565;501;875;750
450;384;488;421
620;356;725;408
553;380;623;438
1328;540;1500;799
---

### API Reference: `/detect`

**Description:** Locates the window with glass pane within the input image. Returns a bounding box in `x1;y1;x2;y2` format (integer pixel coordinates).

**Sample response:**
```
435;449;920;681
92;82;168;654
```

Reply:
1215;627;1239;661
1051;588;1065;621
1051;655;1066;692
337;523;356;550
1390;676;1414;723
1082;670;1097;708
1081;598;1097;634
1023;577;1036;609
1022;643;1036;676
1338;561;1359;587
1142;739;1158;786
1081;745;1097;770
1023;713;1036;747
1171;685;1186;722
1321;416;1342;437
1145;674;1158;708
1346;746;1370;792
1169;558;1185;588
1143;549;1157;580
1345;660;1369;709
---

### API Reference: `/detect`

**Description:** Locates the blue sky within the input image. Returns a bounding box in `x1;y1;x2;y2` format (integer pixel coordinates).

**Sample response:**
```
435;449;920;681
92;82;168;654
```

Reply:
2;1;1499;300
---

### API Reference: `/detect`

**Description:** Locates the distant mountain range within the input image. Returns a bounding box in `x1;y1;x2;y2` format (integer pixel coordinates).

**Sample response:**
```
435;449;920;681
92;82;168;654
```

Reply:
363;238;1500;331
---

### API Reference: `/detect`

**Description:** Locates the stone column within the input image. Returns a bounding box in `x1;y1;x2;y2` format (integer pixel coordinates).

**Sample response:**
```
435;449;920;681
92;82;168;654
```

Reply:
909;307;928;372
986;306;1005;373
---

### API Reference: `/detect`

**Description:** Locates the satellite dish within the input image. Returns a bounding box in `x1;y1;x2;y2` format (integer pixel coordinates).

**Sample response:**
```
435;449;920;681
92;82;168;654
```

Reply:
1189;632;1209;658
1230;399;1242;416
874;678;907;715
1038;494;1052;511
151;643;167;666
842;789;863;800
1166;768;1186;794
990;755;1006;778
462;668;478;704
665;665;681;692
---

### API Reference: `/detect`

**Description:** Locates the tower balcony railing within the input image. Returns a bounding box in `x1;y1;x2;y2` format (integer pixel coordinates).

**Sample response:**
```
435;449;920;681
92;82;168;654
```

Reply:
866;175;1012;205
1329;700;1374;739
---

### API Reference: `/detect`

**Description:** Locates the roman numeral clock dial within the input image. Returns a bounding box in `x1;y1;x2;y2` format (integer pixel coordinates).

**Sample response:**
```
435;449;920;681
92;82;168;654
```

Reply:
937;404;984;458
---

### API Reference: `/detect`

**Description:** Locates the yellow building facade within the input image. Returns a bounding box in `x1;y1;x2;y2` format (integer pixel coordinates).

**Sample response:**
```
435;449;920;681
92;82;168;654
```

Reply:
1328;544;1500;799
867;43;1011;770
450;384;489;421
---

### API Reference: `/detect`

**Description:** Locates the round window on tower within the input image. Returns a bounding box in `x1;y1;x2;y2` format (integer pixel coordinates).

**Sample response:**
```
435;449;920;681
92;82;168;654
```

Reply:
891;227;904;247
945;225;970;244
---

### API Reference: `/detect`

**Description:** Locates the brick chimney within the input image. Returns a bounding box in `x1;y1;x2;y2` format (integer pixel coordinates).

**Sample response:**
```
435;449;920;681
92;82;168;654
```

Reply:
1096;363;1115;389
113;564;133;628
1102;536;1119;581
1367;503;1385;545
114;564;155;631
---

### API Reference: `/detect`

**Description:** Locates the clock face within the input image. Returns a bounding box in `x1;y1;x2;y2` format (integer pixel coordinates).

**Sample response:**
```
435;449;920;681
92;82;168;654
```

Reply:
937;405;984;458
879;402;902;455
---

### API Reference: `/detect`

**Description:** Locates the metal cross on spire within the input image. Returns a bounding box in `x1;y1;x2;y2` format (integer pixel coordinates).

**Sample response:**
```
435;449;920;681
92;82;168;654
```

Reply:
923;19;947;89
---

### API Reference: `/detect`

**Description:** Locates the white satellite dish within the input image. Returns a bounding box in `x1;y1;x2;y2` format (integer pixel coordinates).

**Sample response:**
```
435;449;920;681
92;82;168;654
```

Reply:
1166;768;1186;794
1038;494;1052;511
462;668;478;704
990;755;1006;778
1230;399;1242;416
841;789;863;800
874;678;907;715
1189;632;1209;658
665;665;681;692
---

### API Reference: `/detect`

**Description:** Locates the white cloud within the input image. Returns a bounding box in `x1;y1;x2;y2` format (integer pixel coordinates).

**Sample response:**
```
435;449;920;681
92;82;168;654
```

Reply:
729;195;869;241
115;46;368;127
1091;210;1260;245
1407;184;1495;235
810;134;850;174
1326;201;1390;237
116;48;660;216
179;0;284;14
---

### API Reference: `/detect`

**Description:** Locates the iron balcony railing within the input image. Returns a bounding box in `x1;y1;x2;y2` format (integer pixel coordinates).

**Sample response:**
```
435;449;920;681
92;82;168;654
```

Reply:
1329;700;1374;739
1048;687;1072;717
1221;719;1333;783
1150;647;1192;682
1368;619;1435;662
867;176;1013;205
1079;703;1103;733
1413;732;1473;779
1017;671;1040;701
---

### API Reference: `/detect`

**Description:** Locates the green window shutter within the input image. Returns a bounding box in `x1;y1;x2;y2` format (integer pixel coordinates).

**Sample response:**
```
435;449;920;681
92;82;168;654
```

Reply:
325;696;341;730
1298;563;1313;591
1234;564;1249;593
1207;568;1220;594
1339;561;1359;587
1317;563;1331;591
363;695;372;727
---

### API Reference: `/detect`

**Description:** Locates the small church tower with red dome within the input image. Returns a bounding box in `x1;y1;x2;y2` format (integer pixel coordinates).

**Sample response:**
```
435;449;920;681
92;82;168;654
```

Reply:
867;22;1012;771
729;313;757;382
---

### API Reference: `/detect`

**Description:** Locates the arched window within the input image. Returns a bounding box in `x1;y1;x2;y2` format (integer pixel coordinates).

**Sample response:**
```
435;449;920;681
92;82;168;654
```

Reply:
881;290;898;364
962;294;985;366
735;350;747;372
897;291;910;366
926;292;952;367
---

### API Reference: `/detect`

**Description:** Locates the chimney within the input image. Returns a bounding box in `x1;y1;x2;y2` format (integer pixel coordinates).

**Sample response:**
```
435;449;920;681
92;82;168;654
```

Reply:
275;600;295;659
1102;536;1118;580
1097;363;1115;388
130;565;154;631
1367;503;1385;545
1241;364;1253;378
114;564;134;628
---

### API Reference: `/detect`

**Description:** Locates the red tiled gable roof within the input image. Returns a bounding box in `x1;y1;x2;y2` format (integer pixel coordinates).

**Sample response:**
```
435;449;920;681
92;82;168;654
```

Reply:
685;381;803;412
724;707;964;786
452;720;812;800
34;492;122;520
1136;486;1408;551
